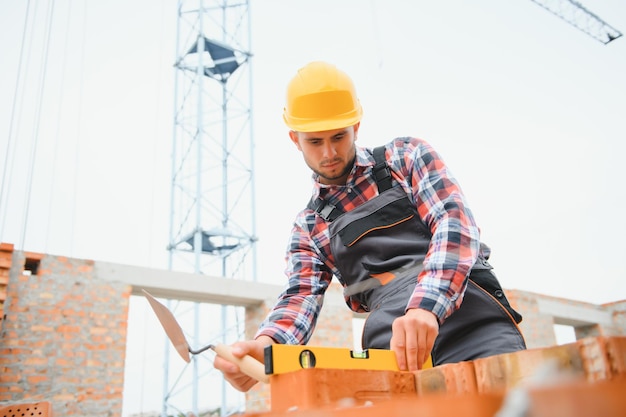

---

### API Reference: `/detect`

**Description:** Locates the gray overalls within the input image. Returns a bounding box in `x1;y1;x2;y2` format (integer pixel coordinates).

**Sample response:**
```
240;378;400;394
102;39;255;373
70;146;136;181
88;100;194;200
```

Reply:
310;146;526;365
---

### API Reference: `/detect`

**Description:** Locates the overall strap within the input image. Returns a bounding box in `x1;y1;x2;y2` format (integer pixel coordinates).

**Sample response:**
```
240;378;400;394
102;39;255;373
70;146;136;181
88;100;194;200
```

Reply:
307;145;391;222
372;145;392;192
307;197;342;222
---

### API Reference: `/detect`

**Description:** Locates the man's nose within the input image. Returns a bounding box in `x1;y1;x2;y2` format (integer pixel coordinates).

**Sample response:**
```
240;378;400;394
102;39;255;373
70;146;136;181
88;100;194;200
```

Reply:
322;142;337;158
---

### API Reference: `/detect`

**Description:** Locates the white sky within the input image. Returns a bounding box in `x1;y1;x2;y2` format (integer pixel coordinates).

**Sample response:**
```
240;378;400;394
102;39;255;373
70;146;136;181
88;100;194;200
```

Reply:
1;0;625;415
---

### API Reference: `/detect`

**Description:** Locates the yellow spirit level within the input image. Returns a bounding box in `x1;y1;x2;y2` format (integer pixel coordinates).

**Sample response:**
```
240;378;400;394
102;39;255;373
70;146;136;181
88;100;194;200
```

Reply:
264;345;432;375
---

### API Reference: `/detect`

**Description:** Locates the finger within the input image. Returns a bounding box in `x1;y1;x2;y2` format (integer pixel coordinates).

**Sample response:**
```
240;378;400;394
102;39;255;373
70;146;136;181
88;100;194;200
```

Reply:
390;321;408;371
415;328;427;370
214;355;258;392
417;324;438;369
213;354;238;374
232;339;266;363
230;345;246;358
397;316;422;372
406;330;420;372
225;371;257;392
230;341;253;358
421;326;438;369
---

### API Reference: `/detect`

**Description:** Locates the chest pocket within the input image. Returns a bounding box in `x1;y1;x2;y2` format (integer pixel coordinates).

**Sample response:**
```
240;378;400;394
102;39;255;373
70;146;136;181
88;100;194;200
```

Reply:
329;185;432;286
338;192;422;247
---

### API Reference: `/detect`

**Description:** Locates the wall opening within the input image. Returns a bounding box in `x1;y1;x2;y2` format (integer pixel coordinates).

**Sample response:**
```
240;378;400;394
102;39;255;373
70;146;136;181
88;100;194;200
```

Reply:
352;317;366;352
554;324;576;345
23;257;40;275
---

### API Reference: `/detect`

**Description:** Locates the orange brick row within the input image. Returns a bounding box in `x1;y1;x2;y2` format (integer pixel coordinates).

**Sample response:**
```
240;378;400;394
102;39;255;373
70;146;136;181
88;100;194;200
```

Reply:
417;335;626;395
250;375;626;417
259;336;626;414
0;242;14;322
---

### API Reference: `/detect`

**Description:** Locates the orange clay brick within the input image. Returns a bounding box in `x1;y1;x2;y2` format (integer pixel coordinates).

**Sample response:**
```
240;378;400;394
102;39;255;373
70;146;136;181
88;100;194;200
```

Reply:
576;336;626;381
268;368;416;412
0;257;12;269
473;341;585;393
414;361;477;395
0;402;52;417
248;391;505;417
522;375;626;417
245;376;626;417
605;336;626;375
0;242;14;251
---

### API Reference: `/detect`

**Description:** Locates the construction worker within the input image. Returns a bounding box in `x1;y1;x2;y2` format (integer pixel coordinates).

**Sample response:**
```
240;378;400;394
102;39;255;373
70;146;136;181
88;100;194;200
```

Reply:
214;61;526;392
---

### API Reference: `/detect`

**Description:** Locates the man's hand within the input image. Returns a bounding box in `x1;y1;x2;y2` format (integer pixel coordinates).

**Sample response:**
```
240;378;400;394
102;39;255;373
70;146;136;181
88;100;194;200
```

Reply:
390;308;438;371
213;335;274;392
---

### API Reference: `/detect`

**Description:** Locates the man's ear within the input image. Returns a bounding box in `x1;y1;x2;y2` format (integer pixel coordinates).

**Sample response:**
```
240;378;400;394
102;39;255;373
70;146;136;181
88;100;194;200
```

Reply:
353;122;361;140
289;130;302;150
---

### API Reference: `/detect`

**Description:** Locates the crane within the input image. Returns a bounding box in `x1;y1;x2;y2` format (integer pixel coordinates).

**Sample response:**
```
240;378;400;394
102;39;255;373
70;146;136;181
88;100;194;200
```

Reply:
529;0;623;44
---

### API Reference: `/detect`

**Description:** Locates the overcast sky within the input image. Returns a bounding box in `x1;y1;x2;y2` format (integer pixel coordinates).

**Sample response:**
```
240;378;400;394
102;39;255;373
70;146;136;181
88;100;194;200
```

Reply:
1;0;625;415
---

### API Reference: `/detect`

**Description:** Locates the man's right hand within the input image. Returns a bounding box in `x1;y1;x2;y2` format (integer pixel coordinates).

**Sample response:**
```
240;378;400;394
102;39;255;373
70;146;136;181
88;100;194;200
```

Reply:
390;308;438;371
213;335;274;392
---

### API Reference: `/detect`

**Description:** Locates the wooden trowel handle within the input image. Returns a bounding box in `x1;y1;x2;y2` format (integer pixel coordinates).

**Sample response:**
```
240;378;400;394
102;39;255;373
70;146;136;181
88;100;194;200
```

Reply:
212;343;270;384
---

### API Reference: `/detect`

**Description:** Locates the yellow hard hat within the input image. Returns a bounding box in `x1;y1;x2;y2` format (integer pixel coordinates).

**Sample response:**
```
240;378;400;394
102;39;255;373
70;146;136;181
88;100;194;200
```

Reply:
283;61;363;132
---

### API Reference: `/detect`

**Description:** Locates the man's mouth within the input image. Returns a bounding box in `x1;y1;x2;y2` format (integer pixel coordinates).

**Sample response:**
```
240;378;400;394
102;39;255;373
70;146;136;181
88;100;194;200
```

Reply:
322;159;341;168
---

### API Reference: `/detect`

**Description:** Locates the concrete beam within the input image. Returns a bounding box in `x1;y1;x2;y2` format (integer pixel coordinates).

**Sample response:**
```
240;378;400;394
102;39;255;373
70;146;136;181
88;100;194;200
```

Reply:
94;261;283;306
537;298;612;327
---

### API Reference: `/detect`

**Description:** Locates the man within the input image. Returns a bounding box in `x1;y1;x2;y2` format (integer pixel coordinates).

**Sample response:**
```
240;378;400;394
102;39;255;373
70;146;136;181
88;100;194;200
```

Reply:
214;61;526;392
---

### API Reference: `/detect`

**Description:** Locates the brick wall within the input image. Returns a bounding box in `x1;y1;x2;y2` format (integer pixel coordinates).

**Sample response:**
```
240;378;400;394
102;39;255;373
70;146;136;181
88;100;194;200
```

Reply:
506;290;557;348
1;243;624;416
0;247;131;417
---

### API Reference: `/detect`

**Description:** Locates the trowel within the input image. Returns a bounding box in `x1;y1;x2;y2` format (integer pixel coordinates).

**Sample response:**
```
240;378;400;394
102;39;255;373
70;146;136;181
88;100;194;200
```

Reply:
142;289;269;383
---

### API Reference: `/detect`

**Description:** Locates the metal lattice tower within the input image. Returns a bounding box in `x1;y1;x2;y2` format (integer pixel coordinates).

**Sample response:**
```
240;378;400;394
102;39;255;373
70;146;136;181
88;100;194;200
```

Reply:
530;0;623;44
165;0;255;416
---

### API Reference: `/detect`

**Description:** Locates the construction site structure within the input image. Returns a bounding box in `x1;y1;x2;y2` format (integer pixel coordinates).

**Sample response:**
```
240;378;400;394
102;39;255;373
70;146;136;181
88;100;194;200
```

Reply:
0;243;625;416
166;0;254;415
1;1;623;416
529;0;622;43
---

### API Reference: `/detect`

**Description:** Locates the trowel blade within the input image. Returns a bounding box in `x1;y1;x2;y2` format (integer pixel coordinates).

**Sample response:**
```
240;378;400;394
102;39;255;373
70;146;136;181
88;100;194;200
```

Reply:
142;289;191;363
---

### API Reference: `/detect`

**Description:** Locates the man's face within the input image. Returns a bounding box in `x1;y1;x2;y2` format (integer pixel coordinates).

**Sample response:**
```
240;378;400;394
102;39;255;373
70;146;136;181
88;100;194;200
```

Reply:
289;123;360;185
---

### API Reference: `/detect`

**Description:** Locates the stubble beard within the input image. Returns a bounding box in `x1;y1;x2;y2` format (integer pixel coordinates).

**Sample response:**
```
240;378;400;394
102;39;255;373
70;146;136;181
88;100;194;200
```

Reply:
315;154;356;184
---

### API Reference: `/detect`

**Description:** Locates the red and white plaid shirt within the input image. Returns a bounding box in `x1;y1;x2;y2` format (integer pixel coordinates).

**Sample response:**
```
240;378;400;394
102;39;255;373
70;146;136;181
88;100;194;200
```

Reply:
256;137;483;345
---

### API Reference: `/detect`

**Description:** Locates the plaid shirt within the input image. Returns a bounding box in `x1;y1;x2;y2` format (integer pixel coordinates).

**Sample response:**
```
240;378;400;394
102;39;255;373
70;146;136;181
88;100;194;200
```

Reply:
256;137;483;345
